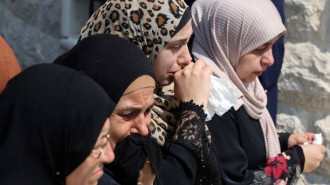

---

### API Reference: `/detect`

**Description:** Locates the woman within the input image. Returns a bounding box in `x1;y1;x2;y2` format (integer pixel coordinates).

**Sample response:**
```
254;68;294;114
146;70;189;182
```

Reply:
0;64;116;185
54;34;160;184
77;0;221;183
191;0;326;184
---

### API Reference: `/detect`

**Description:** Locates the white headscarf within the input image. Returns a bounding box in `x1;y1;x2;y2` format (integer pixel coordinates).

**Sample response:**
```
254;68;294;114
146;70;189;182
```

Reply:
191;0;286;158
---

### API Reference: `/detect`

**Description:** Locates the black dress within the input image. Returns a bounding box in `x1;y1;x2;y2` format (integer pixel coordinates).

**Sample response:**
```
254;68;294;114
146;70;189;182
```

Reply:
156;100;222;185
207;107;304;185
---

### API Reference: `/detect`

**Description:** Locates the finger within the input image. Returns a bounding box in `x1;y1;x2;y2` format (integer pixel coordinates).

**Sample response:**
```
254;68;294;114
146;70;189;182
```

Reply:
192;60;206;72
204;65;213;75
321;146;327;154
182;62;194;72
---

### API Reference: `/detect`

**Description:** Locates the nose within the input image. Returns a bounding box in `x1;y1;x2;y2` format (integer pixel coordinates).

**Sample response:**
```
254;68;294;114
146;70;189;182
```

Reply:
130;112;151;136
101;142;115;163
177;44;192;68
261;48;274;67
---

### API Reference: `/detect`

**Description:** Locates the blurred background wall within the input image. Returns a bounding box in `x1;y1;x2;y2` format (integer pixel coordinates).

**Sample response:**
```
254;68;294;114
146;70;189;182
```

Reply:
277;0;330;184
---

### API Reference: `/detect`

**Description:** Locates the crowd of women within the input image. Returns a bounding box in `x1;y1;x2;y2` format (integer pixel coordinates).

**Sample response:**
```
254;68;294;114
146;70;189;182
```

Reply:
0;0;326;185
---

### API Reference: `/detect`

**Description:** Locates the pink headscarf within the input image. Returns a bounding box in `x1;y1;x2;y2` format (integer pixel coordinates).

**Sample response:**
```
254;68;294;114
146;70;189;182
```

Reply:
191;0;286;158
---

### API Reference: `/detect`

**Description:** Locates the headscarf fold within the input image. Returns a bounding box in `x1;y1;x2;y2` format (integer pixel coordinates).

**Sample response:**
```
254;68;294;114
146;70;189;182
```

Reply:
78;0;191;145
191;0;286;158
0;64;115;185
54;34;155;104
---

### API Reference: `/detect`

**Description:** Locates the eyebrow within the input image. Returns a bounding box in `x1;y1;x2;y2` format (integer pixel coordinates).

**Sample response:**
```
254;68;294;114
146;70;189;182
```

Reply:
117;101;155;112
172;38;190;43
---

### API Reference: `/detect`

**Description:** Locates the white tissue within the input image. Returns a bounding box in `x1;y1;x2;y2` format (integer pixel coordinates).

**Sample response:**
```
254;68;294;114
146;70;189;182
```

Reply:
205;76;236;121
312;133;323;145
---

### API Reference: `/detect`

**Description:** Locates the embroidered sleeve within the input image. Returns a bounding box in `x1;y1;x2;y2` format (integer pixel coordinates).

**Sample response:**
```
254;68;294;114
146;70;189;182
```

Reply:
252;146;305;185
171;100;222;185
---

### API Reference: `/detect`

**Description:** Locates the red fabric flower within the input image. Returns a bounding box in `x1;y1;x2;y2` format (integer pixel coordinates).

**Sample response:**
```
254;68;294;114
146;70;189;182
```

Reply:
264;155;289;179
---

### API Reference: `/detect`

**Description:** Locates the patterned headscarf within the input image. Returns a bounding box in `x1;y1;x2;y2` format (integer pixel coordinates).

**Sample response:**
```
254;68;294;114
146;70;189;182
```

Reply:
191;0;286;158
79;0;191;145
79;0;190;61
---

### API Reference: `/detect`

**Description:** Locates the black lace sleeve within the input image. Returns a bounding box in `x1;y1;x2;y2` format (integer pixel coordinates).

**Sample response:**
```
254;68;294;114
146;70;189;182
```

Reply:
171;100;222;185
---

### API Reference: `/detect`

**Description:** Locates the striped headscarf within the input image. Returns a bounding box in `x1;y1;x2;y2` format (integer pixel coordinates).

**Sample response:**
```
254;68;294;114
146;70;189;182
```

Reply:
191;0;286;158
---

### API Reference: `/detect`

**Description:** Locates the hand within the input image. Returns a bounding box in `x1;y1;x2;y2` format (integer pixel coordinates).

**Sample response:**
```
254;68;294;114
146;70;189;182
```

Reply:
288;132;315;148
300;144;326;173
174;60;212;110
138;159;156;185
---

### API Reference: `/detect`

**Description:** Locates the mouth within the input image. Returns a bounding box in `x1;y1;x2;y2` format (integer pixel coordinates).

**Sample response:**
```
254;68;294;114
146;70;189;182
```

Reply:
254;71;263;76
167;71;176;76
92;167;104;176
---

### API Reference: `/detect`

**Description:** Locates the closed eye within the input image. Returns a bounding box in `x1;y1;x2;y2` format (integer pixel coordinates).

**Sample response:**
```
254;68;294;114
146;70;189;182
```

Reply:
118;111;138;120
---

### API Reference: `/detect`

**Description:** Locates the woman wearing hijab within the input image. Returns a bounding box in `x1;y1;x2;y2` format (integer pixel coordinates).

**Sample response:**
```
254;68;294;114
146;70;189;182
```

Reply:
0;64;116;185
54;34;160;185
191;0;326;184
77;0;221;184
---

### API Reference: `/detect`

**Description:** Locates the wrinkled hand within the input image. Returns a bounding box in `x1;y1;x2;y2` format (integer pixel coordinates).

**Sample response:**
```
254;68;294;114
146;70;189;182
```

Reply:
174;60;212;110
300;144;326;173
288;132;315;148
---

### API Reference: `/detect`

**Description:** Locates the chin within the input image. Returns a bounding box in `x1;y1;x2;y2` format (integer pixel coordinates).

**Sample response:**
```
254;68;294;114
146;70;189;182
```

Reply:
161;77;174;86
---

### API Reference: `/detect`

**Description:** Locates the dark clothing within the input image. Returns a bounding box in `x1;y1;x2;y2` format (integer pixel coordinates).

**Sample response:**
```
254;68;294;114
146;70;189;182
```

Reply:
259;0;285;123
156;142;198;185
99;171;120;185
0;64;115;185
100;100;221;185
184;0;196;6
105;134;162;185
207;107;305;185
156;101;222;185
54;34;155;104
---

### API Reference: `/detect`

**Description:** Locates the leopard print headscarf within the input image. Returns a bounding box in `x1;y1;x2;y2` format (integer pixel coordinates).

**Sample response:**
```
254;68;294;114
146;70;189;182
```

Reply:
80;0;189;61
79;0;190;145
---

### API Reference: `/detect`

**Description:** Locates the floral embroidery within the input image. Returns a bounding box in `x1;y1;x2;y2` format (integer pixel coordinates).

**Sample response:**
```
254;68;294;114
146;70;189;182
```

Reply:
172;100;222;185
253;147;303;185
265;154;289;179
181;123;198;140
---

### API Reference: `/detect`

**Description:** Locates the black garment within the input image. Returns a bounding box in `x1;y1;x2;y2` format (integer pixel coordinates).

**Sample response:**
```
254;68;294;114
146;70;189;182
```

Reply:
99;172;120;185
156;101;222;185
207;107;304;185
184;0;196;6
54;34;155;103
0;64;115;185
105;134;162;185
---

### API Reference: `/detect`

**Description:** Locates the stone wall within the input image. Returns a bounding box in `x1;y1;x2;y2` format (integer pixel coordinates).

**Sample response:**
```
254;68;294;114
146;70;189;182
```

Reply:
277;0;330;184
0;0;65;69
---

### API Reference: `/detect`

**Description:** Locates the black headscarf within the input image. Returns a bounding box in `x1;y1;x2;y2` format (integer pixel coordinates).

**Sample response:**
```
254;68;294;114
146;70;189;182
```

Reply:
54;34;161;185
0;64;115;185
54;34;155;103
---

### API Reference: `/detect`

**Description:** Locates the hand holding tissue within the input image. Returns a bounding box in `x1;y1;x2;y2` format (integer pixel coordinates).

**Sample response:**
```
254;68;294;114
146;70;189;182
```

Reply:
205;76;236;121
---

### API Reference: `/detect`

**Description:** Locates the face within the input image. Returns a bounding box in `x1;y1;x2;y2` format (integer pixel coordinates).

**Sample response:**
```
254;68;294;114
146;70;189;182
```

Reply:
108;87;154;149
66;118;114;185
236;36;279;83
152;20;193;86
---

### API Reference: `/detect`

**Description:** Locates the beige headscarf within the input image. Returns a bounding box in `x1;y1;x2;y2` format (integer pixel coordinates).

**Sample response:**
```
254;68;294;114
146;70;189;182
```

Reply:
191;0;286;158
